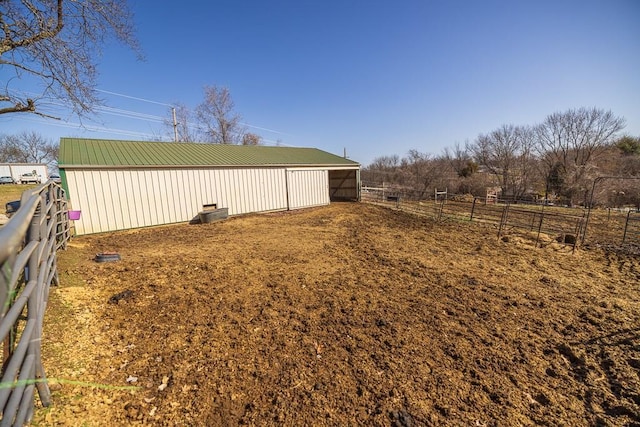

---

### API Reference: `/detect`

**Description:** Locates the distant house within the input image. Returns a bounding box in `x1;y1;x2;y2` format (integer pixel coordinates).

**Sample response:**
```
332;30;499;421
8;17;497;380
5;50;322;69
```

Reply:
57;138;360;235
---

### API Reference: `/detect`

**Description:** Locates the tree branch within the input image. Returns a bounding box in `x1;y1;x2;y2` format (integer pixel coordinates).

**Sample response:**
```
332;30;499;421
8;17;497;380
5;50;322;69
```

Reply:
0;98;36;114
0;0;64;54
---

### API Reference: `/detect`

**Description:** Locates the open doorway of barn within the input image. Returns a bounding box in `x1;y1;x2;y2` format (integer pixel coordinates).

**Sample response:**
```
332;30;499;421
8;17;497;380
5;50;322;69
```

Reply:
329;169;360;201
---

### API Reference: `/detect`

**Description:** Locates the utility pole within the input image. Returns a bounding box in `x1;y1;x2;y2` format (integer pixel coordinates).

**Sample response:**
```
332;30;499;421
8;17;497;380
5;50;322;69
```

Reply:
172;107;178;142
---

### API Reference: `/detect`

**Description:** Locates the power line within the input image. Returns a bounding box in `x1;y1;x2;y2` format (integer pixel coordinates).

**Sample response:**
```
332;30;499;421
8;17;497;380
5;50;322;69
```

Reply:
95;105;166;123
97;88;292;136
8;115;161;140
6;86;294;144
95;89;174;107
239;122;293;136
7;114;298;146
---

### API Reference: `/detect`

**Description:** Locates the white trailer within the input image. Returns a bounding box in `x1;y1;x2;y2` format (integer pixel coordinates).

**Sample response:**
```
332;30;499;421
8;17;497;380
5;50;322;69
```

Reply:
0;164;11;178
0;163;48;183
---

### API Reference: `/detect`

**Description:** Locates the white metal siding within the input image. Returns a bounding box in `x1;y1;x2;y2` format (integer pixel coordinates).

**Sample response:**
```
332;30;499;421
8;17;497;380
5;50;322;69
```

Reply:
65;167;295;234
286;169;329;209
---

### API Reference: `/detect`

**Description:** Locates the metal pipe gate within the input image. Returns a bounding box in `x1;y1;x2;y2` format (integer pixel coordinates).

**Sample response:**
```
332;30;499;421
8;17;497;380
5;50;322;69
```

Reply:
0;182;70;425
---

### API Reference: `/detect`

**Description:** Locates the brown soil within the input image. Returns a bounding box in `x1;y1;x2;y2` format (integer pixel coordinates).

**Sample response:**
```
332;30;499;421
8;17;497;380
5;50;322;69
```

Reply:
33;203;640;426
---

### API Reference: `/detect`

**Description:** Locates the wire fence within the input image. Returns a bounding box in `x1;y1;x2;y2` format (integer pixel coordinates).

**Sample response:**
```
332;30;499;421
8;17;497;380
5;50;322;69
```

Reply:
0;181;71;425
623;211;640;244
362;187;638;250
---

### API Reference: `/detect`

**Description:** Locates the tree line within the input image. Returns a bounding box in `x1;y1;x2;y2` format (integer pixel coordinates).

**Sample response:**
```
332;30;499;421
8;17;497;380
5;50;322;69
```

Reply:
0;132;59;168
362;107;640;208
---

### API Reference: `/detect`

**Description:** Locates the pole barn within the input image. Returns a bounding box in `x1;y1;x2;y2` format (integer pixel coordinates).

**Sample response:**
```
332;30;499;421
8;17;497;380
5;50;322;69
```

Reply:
57;138;360;235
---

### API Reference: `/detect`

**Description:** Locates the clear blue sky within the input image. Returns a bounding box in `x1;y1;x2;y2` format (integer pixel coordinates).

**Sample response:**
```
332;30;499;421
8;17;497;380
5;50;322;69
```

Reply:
2;0;639;166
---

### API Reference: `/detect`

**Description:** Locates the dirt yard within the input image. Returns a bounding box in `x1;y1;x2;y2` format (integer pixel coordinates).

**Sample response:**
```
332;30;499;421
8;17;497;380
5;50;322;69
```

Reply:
33;202;640;426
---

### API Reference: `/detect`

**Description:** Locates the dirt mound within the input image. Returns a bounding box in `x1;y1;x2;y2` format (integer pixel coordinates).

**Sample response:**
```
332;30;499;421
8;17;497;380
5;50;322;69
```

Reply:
35;203;640;426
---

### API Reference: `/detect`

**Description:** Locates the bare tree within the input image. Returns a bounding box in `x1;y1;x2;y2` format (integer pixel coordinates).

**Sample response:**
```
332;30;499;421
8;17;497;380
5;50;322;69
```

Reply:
471;124;536;199
361;155;400;185
443;141;477;178
515;125;540;199
0;131;58;166
241;133;262;145
402;149;439;199
0;0;140;118
196;86;244;144
441;142;480;194
535;107;626;205
0;134;23;162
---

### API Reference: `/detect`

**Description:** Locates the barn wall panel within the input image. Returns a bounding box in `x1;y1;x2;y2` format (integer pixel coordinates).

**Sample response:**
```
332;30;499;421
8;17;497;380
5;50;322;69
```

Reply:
66;167;300;234
287;169;329;210
120;170;134;227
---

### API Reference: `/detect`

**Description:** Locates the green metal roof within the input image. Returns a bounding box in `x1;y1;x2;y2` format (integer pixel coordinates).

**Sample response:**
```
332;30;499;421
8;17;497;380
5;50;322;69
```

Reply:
58;138;360;168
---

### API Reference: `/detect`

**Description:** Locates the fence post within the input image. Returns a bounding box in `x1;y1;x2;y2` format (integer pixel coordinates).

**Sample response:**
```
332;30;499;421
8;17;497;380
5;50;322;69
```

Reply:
572;213;586;253
470;198;477;221
623;210;631;244
498;203;510;239
535;210;545;248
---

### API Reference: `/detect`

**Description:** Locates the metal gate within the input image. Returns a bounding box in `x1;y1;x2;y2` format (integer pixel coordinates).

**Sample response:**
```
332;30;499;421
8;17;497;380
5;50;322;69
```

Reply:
0;182;70;425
